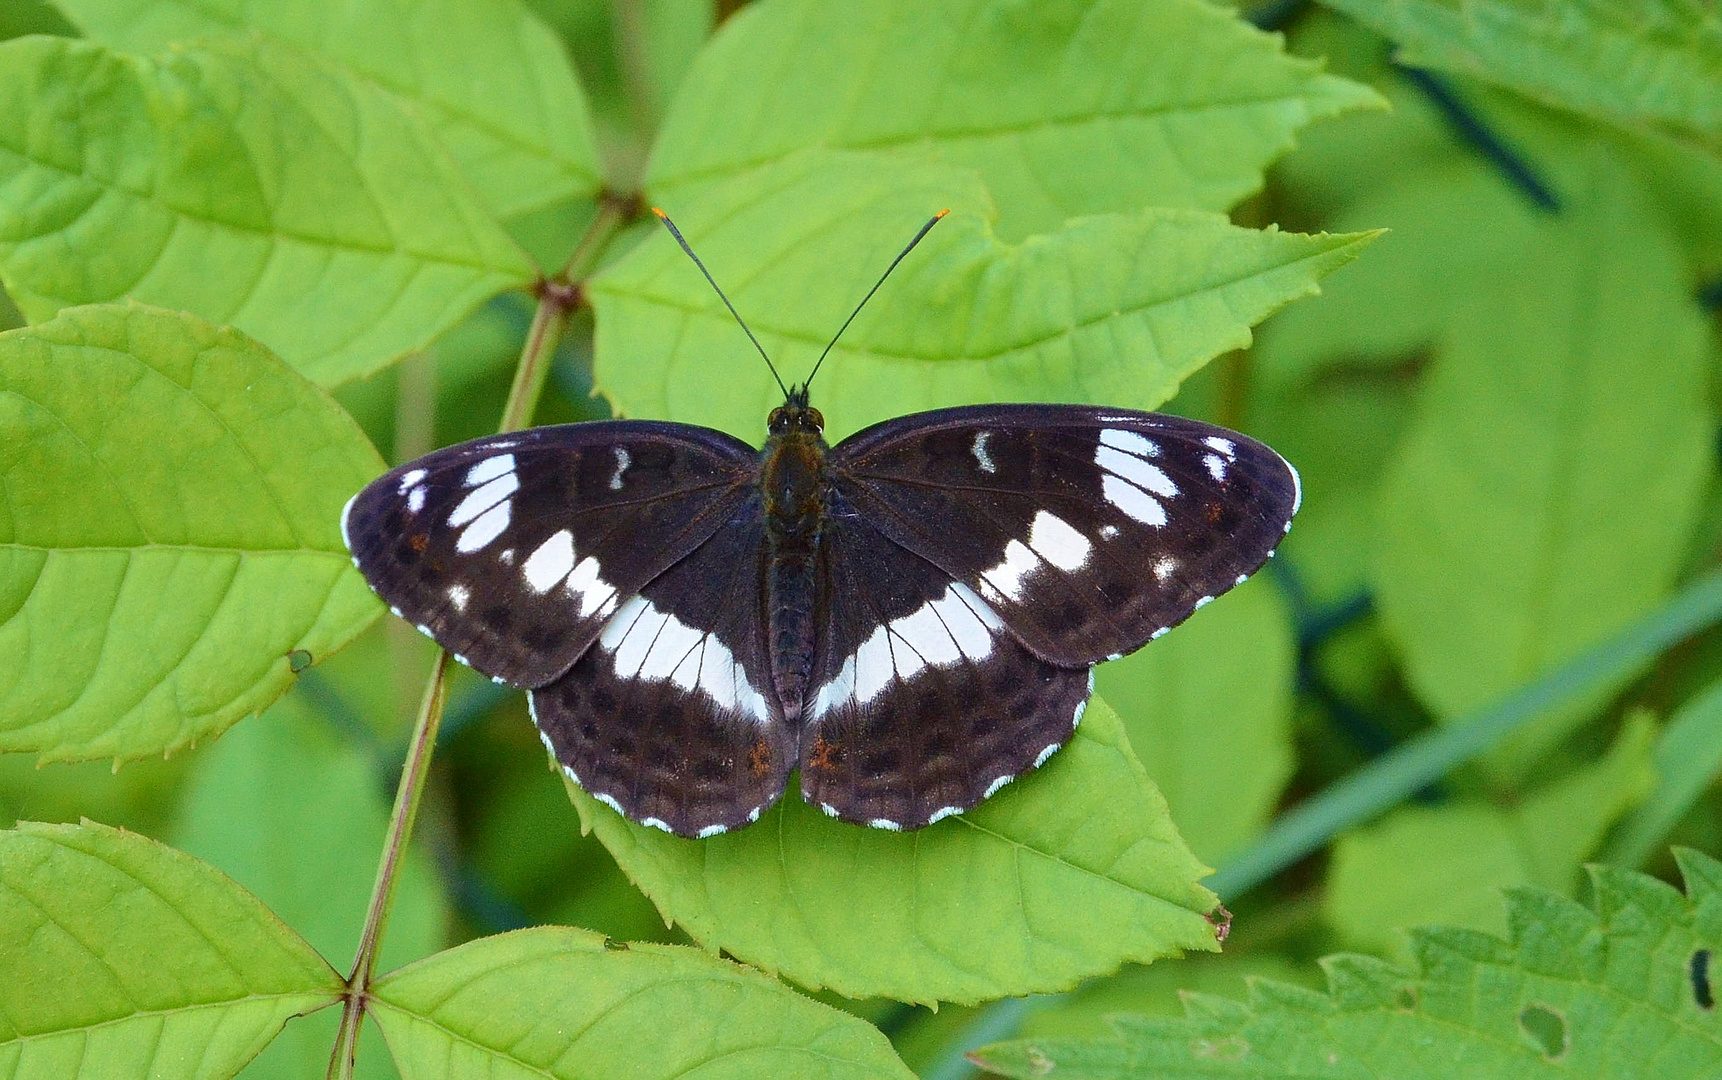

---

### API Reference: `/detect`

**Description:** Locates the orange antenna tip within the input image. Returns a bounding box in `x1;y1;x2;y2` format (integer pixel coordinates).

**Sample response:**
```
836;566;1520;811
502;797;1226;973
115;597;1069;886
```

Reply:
935;208;950;219
651;207;669;219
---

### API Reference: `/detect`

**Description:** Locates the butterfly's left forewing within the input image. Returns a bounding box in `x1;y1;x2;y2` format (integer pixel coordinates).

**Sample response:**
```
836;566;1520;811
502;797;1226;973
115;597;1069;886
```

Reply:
343;422;756;687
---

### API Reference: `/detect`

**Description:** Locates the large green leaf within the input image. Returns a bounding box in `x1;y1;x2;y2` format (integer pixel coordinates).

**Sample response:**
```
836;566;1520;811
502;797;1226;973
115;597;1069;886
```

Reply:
0;303;385;763
172;692;448;1080
1323;714;1656;957
1370;151;1714;771
649;0;1380;239
567;698;1220;1005
0;820;340;1080
0;35;536;386
974;848;1722;1078
1320;0;1722;157
1095;578;1296;864
371;927;916;1080
593;151;1377;443
52;0;601;223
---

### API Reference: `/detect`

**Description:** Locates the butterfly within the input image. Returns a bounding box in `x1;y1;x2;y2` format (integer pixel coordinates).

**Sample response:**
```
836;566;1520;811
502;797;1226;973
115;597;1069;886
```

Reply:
342;210;1300;838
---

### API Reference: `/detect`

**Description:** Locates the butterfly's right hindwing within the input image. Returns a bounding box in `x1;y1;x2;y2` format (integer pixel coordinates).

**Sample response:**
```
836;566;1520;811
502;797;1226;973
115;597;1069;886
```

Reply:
342;422;755;688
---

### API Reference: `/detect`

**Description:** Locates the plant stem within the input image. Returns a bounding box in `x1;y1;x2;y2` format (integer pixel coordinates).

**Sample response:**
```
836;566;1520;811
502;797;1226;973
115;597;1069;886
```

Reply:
1207;567;1722;900
326;197;635;1080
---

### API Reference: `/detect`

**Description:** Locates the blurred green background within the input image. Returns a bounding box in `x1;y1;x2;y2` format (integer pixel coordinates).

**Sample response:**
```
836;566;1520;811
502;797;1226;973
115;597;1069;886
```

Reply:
1;1;1718;1077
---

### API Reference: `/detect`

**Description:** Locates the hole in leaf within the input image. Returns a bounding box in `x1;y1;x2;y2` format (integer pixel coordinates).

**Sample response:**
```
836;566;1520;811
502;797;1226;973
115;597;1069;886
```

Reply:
1517;1004;1568;1061
602;936;628;951
287;649;313;673
1693;949;1714;1010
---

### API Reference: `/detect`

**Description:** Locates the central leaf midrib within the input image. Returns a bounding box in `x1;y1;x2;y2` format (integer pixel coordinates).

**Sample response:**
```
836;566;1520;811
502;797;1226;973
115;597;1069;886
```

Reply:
608;240;1347;367
658;90;1339;191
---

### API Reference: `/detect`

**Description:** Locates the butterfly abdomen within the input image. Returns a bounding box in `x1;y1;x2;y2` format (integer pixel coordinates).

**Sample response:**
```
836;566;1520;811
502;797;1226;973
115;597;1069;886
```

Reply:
760;424;829;722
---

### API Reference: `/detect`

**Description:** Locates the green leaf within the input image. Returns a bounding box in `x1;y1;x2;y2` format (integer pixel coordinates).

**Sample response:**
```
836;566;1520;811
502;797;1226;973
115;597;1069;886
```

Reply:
1323;714;1656;957
172;691;448;1080
0;820;340;1080
0;0;74;39
649;0;1381;239
593;150;1378;442
1320;0;1722;157
1370;148;1714;773
0;34;536;386
567;698;1219;1005
0;303;386;763
1014;953;1324;1040
1605;677;1722;868
1095;578;1296;864
51;0;602;223
973;848;1722;1079
370;927;916;1080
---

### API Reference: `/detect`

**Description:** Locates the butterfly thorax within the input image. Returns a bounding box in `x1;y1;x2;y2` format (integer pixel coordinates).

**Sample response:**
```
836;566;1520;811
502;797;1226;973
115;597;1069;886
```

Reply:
759;395;828;722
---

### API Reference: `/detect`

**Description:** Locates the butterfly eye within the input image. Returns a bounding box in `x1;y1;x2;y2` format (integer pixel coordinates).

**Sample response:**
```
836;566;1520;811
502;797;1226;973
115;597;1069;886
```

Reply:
767;407;789;435
806;408;824;432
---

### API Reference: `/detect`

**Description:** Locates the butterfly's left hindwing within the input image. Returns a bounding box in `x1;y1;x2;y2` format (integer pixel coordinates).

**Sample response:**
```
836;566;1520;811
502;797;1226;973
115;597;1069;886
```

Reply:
530;495;794;837
342;422;754;687
828;405;1300;667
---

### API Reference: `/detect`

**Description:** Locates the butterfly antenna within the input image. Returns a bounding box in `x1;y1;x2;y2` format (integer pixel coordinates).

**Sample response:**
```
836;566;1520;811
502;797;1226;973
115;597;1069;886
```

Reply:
652;208;789;400
804;209;948;392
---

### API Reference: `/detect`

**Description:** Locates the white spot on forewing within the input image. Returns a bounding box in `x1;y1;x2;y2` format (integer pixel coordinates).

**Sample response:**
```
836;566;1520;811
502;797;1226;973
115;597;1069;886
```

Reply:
1203;436;1236;459
465;454;514;487
1099;524;1119;540
1028;510;1091;571
610;446;630;491
980;539;1038;601
1205;454;1227;482
1102;473;1166;526
747;806;762;822
406;485;426;514
1096;445;1178;497
455;500;510;553
447;584;469;612
448;472;518;528
499;549;515;566
972;430;996;473
397;469;426;493
339;492;358;552
1100;428;1159;458
566;556;616;618
1153;556;1178;582
523;530;576;593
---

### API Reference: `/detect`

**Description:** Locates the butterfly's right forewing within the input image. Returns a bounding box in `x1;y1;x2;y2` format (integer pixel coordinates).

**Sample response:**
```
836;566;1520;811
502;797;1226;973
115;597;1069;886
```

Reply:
342;422;756;688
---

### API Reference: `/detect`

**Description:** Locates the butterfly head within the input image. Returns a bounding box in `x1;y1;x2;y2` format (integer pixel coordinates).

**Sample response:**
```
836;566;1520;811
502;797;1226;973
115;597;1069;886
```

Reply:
768;384;824;437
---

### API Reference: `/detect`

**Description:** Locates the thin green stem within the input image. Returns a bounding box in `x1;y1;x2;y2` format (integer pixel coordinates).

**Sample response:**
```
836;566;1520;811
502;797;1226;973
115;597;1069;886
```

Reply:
329;653;447;1080
1207;567;1722;900
326;197;636;1080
